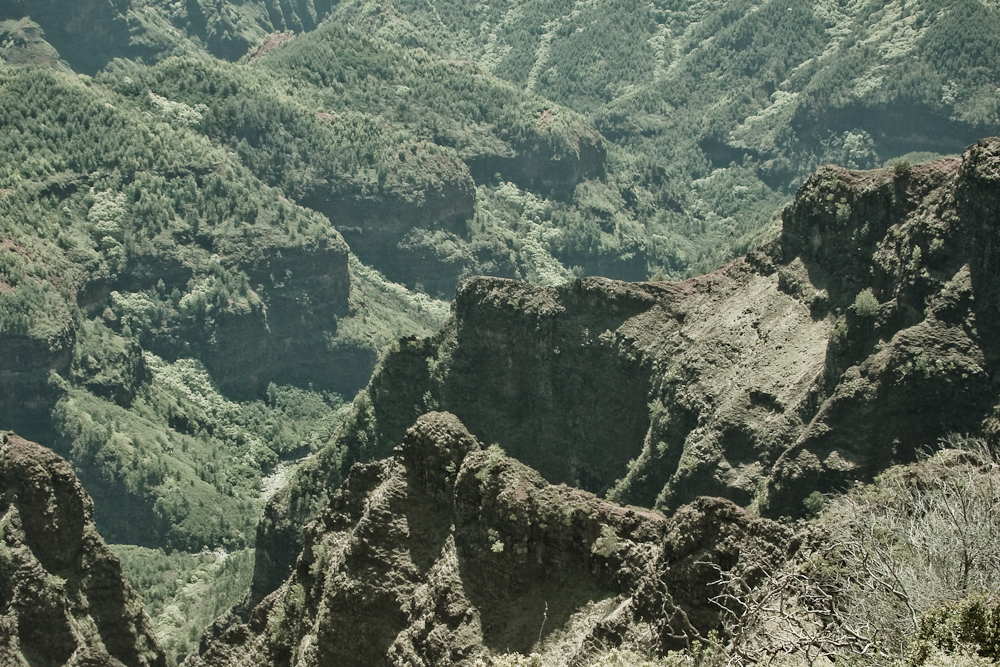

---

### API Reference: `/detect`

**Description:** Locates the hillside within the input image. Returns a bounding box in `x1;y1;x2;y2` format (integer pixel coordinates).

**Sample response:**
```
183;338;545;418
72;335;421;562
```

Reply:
4;0;1000;287
1;0;1000;662
251;138;1000;610
189;412;790;667
4;415;999;667
325;0;1000;274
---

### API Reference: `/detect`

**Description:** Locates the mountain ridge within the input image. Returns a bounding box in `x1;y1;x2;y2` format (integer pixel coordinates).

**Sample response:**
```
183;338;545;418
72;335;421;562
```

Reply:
246;138;1000;607
188;411;790;667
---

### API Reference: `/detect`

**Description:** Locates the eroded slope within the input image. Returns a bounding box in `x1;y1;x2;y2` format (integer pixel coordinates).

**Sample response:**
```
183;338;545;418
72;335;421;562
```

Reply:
252;139;1000;599
190;412;787;667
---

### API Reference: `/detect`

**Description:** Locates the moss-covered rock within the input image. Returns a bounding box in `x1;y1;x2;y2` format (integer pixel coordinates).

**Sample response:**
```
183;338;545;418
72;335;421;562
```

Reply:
0;430;166;666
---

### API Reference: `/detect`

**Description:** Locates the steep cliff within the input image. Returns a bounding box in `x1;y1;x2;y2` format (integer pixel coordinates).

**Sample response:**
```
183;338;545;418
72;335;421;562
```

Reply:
205;233;353;398
0;325;74;445
190;412;787;667
0;0;130;73
0;431;165;666
252;139;1000;588
463;119;607;200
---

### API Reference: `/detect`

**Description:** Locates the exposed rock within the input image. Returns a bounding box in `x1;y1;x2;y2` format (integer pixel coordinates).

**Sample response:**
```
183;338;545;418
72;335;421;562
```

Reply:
190;412;788;666
465;127;607;199
591;496;792;653
763;146;994;515
100;228;352;402
0;431;165;666
0;0;339;73
254;139;1000;591
317;163;477;298
325;264;831;518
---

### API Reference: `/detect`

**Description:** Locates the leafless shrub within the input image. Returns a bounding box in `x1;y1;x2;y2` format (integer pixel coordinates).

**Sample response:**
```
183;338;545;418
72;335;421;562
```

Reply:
712;436;1000;667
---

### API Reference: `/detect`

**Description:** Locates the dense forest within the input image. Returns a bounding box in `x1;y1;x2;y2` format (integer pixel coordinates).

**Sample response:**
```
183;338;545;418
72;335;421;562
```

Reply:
2;0;1000;663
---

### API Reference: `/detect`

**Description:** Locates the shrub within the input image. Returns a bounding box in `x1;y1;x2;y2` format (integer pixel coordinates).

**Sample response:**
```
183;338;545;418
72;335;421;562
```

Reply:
715;437;1000;666
910;596;1000;666
854;287;878;318
802;490;826;518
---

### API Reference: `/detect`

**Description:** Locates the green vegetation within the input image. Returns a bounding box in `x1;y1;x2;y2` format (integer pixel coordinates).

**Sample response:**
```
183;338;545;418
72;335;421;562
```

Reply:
854;287;879;318
111;545;255;665
912;596;1000;666
0;61;363;548
334;254;452;355
98;28;635;288
320;0;1000;278
6;0;1000;288
2;0;1000;659
54;351;349;549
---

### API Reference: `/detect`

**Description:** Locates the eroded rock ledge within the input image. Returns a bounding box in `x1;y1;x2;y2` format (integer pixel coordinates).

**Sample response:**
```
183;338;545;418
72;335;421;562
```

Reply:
331;139;1000;519
190;412;788;667
252;139;1000;608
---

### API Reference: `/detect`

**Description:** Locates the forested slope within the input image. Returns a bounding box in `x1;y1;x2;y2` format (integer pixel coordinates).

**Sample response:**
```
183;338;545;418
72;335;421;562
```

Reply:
329;0;1000;274
1;0;1000;662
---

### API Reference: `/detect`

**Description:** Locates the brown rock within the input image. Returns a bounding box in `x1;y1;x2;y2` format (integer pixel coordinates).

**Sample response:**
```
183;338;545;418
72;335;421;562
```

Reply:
0;431;165;667
191;413;789;666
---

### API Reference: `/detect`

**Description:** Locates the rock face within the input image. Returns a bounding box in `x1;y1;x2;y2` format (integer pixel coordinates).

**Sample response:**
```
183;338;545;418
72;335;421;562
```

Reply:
0;431;165;667
465;128;607;199
256;139;1000;585
190;412;787;667
0;327;74;445
761;143;997;516
314;162;478;297
214;236;354;398
195;140;1000;667
0;0;131;74
0;0;339;73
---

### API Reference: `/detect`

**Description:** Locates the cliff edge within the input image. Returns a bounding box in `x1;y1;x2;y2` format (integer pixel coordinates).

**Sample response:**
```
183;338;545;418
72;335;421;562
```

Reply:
189;412;787;667
250;139;1000;599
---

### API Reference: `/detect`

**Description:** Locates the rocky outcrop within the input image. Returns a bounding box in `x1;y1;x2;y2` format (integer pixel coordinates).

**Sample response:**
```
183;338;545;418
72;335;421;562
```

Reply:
0;431;165;666
310;163;477;296
0;0;340;73
322;264;832;518
190;412;788;666
254;138;1000;577
0;0;131;74
117;230;353;400
210;235;355;398
333;278;661;497
761;145;996;516
212;139;1000;665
